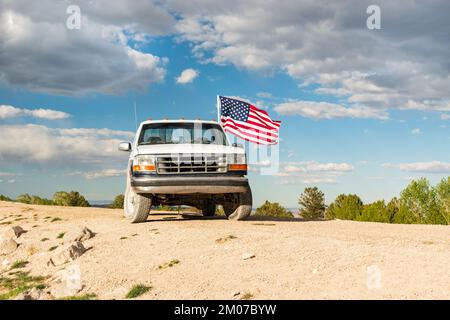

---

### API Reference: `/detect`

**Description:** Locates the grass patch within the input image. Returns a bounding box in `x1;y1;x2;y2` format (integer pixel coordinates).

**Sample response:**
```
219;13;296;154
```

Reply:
59;293;97;300
50;217;62;222
158;259;180;270
41;237;49;242
0;221;12;225
240;292;254;300
48;246;58;252
215;235;237;244
32;225;39;228
10;260;28;270
132;233;138;237
251;223;276;226
120;236;128;240
0;271;47;300
56;232;65;239
125;284;151;299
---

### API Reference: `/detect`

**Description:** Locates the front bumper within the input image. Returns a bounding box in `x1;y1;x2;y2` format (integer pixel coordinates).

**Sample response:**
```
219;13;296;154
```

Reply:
131;175;249;194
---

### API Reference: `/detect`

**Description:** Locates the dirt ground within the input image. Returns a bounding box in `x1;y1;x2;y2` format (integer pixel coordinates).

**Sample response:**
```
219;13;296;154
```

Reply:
0;201;449;300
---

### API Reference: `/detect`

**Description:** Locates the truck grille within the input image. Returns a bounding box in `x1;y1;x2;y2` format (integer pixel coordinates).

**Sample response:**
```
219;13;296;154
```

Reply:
156;154;227;174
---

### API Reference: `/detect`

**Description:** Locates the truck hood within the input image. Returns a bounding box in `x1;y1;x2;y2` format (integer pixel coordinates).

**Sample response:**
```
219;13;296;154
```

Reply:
136;144;245;155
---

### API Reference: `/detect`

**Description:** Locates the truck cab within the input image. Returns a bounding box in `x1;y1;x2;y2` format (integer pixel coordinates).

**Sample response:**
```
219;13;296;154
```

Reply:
118;119;252;223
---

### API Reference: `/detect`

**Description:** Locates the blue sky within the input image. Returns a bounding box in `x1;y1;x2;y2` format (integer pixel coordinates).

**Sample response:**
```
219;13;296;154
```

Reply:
0;1;449;206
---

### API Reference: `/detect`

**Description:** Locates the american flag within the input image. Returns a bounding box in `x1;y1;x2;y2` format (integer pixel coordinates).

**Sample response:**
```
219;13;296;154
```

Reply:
218;96;281;145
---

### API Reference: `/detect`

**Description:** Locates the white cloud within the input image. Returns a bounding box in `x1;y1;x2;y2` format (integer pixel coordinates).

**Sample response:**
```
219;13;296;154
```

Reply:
83;169;125;180
271;161;353;185
175;68;199;84
441;114;450;120
0;105;70;120
383;161;450;173
0;172;18;176
0;124;132;166
0;2;169;95
411;128;422;135
172;1;450;115
256;92;273;99
68;168;125;180
274;100;389;120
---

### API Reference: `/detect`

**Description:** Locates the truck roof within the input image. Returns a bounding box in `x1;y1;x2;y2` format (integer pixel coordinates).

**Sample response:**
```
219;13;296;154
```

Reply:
140;119;220;125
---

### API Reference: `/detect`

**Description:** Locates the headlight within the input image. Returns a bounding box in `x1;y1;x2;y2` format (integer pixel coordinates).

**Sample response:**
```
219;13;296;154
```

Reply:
227;153;247;171
133;155;156;172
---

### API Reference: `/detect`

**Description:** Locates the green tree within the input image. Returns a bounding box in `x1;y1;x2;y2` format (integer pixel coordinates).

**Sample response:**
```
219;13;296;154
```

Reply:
357;200;390;223
0;194;13;202
53;191;90;207
109;194;124;209
16;193;32;204
30;195;53;205
386;197;400;223
435;177;450;225
326;194;363;220
298;187;326;219
396;178;444;225
254;200;293;218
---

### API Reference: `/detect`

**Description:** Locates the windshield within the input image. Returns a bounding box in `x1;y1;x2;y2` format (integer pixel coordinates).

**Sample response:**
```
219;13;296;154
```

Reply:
138;122;228;146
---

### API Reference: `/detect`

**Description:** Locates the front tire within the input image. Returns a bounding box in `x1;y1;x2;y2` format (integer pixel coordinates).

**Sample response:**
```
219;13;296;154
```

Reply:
124;182;151;223
223;187;252;220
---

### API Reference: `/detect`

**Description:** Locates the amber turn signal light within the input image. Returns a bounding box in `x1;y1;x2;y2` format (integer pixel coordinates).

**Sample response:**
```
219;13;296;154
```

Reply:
133;165;156;172
228;164;247;171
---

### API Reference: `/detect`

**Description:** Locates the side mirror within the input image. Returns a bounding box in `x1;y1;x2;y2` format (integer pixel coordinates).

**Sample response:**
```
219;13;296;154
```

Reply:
118;141;132;152
232;142;244;148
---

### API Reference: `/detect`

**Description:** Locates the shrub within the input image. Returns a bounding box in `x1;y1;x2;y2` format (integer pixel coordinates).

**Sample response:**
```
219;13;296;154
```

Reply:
53;191;90;207
254;200;293;218
0;194;13;202
386;197;400;223
396;178;444;225
16;194;32;204
435;177;450;225
109;194;124;209
30;195;53;205
326;194;363;220
357;200;390;223
298;187;326;219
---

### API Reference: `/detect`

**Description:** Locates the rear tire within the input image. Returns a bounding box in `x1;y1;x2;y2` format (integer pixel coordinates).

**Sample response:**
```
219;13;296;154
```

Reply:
223;187;252;220
124;179;151;223
201;200;216;217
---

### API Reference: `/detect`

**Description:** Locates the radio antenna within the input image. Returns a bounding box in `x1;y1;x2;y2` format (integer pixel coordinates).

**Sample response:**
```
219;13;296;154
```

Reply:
134;101;138;130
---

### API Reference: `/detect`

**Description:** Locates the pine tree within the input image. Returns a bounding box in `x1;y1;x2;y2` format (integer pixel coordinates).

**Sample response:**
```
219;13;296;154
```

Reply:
298;187;326;219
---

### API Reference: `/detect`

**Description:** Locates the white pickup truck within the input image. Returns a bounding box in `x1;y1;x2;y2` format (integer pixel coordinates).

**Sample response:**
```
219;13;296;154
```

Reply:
118;119;252;223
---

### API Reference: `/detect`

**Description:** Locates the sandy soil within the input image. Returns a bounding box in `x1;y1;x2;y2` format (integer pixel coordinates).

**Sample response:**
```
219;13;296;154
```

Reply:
0;201;449;300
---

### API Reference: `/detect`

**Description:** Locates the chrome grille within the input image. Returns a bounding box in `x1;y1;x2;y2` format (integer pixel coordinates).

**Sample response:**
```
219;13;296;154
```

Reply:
156;154;227;174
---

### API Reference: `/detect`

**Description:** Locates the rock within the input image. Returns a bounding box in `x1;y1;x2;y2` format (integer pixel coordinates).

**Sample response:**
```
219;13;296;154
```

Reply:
0;238;18;255
50;264;82;298
14;288;53;300
48;241;87;266
1;259;11;269
0;226;26;239
241;253;255;260
73;227;95;242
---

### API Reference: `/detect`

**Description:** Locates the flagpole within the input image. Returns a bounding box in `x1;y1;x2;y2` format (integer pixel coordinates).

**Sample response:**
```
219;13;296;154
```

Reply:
216;95;220;123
